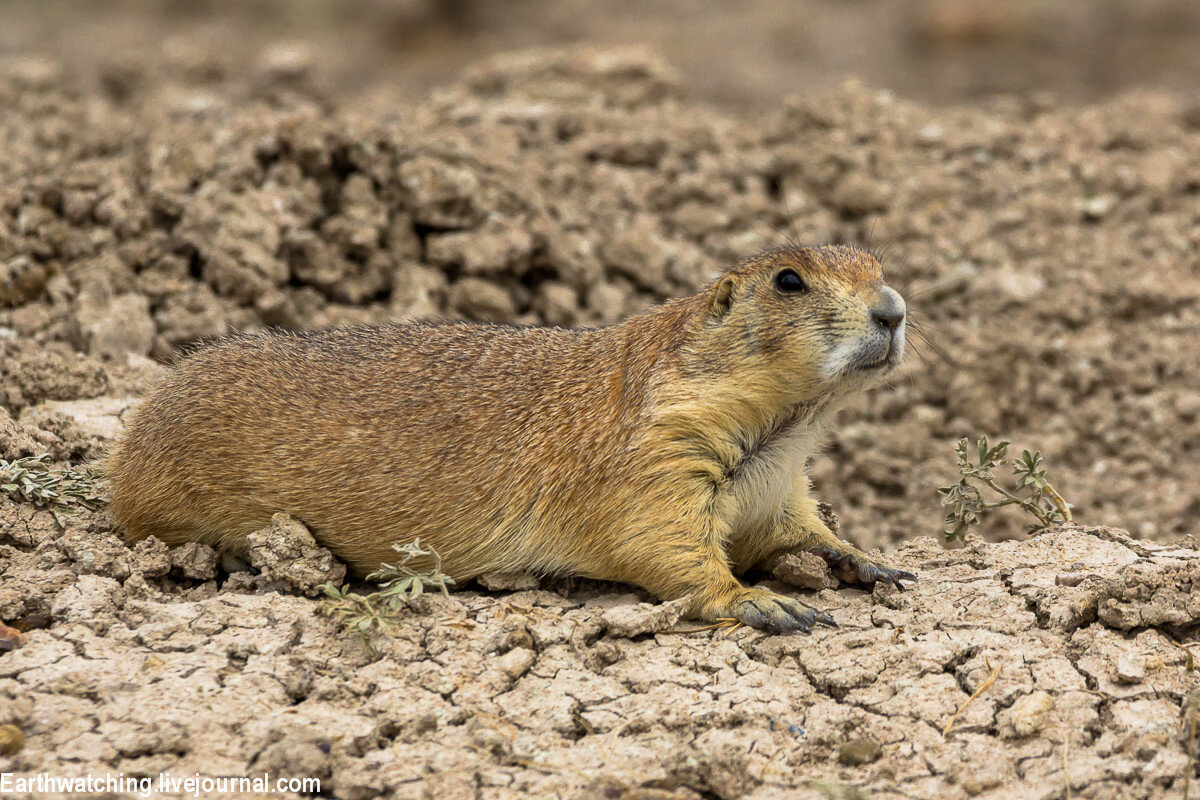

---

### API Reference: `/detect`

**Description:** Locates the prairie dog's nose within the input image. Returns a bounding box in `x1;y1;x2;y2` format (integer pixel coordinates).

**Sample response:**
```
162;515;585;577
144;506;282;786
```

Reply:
871;286;906;332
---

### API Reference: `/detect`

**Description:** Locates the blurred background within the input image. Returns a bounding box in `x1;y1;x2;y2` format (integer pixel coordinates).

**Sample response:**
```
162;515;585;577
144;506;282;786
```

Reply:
4;0;1200;109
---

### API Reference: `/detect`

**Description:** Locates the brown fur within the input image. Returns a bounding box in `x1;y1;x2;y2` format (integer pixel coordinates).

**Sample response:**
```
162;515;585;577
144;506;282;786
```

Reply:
105;245;911;631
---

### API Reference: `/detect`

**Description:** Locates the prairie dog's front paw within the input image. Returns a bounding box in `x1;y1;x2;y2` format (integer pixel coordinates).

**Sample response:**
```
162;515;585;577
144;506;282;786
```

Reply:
812;546;916;590
731;588;837;634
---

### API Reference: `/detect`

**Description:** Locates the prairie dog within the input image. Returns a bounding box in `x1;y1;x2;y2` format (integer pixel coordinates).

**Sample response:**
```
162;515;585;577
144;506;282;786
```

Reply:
107;245;914;632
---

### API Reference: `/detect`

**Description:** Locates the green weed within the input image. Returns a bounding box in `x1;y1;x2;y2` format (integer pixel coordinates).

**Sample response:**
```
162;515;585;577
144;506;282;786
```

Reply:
939;436;1074;542
317;538;456;655
0;454;106;512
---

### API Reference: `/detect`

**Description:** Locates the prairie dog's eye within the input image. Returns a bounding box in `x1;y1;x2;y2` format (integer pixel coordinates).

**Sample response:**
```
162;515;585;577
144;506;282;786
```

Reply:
774;269;808;294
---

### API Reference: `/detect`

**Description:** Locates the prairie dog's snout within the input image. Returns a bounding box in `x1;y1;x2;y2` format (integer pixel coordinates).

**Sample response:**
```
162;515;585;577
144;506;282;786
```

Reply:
871;286;906;333
861;284;906;369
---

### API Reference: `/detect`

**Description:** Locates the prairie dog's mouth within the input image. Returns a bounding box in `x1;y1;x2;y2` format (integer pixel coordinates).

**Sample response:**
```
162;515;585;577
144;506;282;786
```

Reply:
820;327;905;382
850;330;904;373
855;351;891;370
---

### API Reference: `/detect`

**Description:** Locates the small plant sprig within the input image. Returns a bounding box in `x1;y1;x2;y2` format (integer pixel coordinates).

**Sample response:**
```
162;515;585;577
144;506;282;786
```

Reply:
0;454;106;512
367;538;457;601
939;436;1074;542
317;538;456;655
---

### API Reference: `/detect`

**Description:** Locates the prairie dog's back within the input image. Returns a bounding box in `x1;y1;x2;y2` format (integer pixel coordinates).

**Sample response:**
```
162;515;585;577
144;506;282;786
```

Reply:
107;321;665;577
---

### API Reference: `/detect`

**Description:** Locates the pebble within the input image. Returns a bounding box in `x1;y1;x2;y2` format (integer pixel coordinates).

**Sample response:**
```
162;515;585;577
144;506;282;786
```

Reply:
999;691;1055;739
838;736;882;765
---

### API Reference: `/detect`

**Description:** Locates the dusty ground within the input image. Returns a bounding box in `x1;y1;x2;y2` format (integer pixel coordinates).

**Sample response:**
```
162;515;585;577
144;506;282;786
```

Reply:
2;412;1198;798
1;33;1200;800
2;46;1199;545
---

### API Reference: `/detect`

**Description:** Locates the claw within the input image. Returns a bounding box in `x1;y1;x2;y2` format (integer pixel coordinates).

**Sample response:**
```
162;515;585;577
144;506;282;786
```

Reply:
812;547;917;591
733;590;836;634
814;610;838;628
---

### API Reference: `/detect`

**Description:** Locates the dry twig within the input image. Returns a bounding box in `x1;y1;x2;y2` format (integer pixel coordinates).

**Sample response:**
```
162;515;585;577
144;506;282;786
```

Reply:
942;657;1002;738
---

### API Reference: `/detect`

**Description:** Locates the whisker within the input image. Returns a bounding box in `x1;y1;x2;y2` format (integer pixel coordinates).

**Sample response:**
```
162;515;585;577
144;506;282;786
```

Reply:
903;337;933;370
864;225;904;268
907;317;948;339
765;220;801;252
781;194;804;250
906;326;952;366
900;275;967;301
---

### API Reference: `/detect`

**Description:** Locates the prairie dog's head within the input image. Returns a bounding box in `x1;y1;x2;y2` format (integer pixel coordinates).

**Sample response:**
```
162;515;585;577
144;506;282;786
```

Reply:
701;245;905;399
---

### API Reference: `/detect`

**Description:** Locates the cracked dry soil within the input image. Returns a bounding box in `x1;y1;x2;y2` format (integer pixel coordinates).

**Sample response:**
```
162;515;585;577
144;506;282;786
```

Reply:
1;396;1199;799
2;476;1198;799
1;43;1200;800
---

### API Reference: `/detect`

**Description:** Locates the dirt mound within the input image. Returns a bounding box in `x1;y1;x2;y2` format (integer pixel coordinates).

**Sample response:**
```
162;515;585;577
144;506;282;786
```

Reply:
3;47;1200;547
1;45;1199;797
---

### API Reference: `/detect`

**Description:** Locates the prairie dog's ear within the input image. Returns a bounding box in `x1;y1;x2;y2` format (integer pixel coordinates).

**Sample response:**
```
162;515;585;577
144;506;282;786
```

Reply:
708;274;738;320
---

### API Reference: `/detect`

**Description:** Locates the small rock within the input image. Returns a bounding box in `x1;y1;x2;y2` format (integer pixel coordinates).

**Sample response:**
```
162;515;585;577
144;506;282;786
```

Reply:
536;282;580;327
24;396;134;443
543;229;602;290
1173;391;1200;421
962;771;1004;795
998;690;1055;739
0;256;53;308
398;156;483;229
1062;589;1100;630
992;206;1029;231
6;56;61;89
768;551;837;590
390;263;447;321
49;575;122;632
586;282;629;324
495;647;535;680
601;215;671;292
601;598;688;638
665;744;755;798
78;292;156;359
1079;195;1116;221
0;724;25;755
448;278;517;323
916;124;945;145
925;263;980;302
0;621;24;651
170;541;220;581
583;132;668;167
478;572;540;591
829;172;891;216
838;736;882;765
257;43;314;82
250;728;332;782
426;221;535;276
1144;749;1189;784
0;406;41;459
59;531;138;580
130;537;172;578
1114;654;1145;685
975;266;1045;302
245;513;347;597
0;696;33;726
